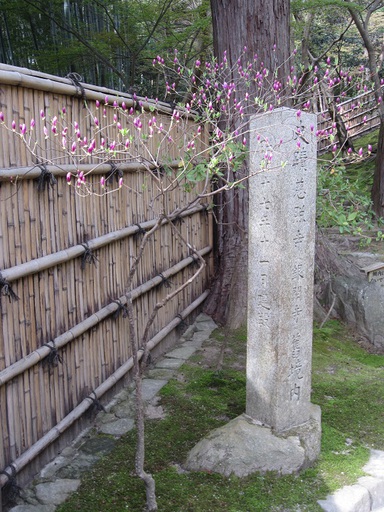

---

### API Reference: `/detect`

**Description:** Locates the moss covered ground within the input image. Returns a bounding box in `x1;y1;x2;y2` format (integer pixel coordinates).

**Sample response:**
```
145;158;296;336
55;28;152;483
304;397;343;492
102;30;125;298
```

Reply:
57;320;384;512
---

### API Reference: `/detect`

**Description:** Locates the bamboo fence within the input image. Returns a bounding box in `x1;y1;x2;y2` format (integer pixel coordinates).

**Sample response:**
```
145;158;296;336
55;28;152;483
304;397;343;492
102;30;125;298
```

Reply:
0;65;213;501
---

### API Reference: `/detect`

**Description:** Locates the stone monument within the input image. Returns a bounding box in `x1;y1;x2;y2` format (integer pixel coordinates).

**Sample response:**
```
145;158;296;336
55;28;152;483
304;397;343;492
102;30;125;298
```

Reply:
185;107;321;477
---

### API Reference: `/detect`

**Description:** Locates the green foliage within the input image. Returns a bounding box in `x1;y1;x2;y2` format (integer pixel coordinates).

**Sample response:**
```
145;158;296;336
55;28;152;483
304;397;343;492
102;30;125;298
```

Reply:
316;132;384;241
56;320;384;512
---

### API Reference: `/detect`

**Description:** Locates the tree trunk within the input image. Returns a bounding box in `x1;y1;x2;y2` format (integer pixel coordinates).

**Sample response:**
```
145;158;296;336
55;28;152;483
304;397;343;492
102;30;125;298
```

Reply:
372;120;384;216
204;0;291;328
345;1;384;217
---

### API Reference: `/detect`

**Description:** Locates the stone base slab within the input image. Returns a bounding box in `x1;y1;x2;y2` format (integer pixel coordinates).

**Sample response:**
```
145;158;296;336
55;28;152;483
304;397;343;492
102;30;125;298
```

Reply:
185;404;321;477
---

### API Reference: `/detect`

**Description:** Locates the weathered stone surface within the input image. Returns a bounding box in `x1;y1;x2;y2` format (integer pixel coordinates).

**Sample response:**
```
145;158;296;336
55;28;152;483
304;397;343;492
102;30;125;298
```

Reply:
363;449;384;479
185;414;306;477
9;506;55;512
165;346;197;360
56;453;99;479
141;379;168;400
147;368;175;380
155;357;185;369
99;417;135;436
285;403;322;468
358;476;384;509
35;479;80;506
332;275;384;349
79;436;116;456
317;484;370;512
248;108;318;433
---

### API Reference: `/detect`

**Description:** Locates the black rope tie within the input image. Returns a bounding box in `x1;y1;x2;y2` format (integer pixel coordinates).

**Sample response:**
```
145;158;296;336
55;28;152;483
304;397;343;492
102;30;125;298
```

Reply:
36;164;57;192
112;299;129;319
106;162;123;184
172;215;184;226
81;243;98;269
66;72;87;105
176;313;187;329
134;223;146;237
158;273;172;288
89;392;106;412
190;254;201;267
152;165;165;178
0;272;19;302
42;342;63;368
1;465;21;500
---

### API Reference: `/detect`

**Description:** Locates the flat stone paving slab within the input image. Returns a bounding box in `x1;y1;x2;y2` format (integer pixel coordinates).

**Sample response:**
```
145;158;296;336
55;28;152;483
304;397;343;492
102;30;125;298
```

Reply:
142;379;168;401
318;483;370;512
155;357;185;369
147;368;175;380
10;506;55;512
99;417;135;436
35;480;81;506
364;450;384;479
358;476;384;509
165;345;197;360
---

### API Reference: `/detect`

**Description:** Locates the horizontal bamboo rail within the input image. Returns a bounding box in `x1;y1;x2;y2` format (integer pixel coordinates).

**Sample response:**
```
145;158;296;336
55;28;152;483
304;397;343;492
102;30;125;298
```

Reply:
0;205;206;283
0;64;172;113
0;289;210;490
0;64;213;497
0;246;211;386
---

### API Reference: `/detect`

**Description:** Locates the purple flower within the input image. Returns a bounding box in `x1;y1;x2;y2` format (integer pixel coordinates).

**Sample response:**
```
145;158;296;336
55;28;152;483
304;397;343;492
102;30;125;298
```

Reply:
66;172;72;184
100;176;105;188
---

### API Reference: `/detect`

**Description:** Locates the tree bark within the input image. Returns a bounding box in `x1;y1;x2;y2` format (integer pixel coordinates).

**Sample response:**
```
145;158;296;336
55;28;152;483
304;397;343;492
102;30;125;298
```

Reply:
346;1;384;217
204;0;291;327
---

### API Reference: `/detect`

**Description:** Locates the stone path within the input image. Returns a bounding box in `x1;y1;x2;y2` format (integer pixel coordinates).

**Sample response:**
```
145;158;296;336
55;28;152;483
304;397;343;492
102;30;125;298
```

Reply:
318;451;384;512
7;313;217;512
5;313;384;512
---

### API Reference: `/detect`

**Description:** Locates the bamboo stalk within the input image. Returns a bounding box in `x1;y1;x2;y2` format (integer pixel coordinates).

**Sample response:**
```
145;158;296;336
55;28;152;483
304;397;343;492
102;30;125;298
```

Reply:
0;65;180;116
1;205;206;282
0;159;185;182
0;289;209;490
0;246;211;386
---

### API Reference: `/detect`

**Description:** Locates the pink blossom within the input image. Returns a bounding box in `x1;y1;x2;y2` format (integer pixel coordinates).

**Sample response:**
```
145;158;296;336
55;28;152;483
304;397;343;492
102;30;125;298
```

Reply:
118;177;123;188
19;123;26;136
40;110;45;120
71;141;76;153
133;117;142;130
11;120;16;131
358;147;363;157
94;117;99;127
100;176;105;188
30;119;35;129
368;144;372;154
66;172;72;185
0;112;4;122
95;100;100;108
